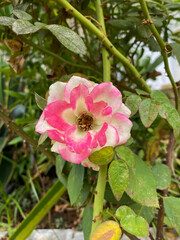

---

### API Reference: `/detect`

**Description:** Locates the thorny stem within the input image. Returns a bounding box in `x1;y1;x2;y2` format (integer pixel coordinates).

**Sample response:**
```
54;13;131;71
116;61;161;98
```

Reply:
90;0;109;237
57;0;152;93
90;165;108;237
139;0;179;110
0;108;56;164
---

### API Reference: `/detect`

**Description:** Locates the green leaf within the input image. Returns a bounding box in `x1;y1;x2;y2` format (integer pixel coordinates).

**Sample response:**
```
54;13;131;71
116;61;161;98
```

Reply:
4;90;26;99
75;182;90;207
108;160;129;201
125;94;141;116
38;132;48;145
170;43;180;65
12;9;32;20
8;136;22;145
159;103;180;138
83;205;93;240
89;146;115;165
164;197;180;235
137;25;151;38
115;146;135;167
121;215;149;237
12;19;41;34
9;181;66;240
136;89;149;96
45;24;87;55
152;163;171;190
91;221;122;240
116;206;135;221
126;156;159;207
56;155;67;187
139;99;159;127
35;92;47;110
0;16;15;26
151;90;170;104
67;164;84;205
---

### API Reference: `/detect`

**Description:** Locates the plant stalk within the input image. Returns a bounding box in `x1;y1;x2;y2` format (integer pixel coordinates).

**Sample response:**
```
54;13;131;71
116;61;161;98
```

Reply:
57;0;151;93
139;0;179;110
90;164;108;237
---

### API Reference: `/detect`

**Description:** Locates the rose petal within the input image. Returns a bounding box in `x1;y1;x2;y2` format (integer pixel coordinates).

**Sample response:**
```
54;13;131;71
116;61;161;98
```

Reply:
110;113;133;145
90;82;122;113
65;125;92;154
90;122;108;148
58;142;91;164
91;101;112;125
70;84;93;116
47;129;65;143
81;158;100;171
44;100;76;131
47;81;66;104
117;103;131;118
64;76;93;103
35;112;54;134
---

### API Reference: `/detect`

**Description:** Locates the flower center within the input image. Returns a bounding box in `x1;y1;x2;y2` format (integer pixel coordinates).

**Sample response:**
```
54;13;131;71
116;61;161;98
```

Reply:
77;112;93;131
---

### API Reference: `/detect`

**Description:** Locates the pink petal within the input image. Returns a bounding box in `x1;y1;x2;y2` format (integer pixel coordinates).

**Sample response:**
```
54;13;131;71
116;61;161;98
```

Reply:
91;101;112;125
90;123;108;148
35;112;54;134
44;100;76;131
58;142;91;164
110;113;133;145
70;84;93;116
103;124;119;147
64;76;93;103
47;129;65;143
81;158;100;171
90;82;122;113
117;103;131;118
47;81;66;104
65;125;92;154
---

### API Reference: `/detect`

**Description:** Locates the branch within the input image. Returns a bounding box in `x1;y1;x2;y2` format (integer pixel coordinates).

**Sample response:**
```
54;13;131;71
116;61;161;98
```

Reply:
0;108;56;163
57;0;152;93
166;130;175;174
139;0;179;110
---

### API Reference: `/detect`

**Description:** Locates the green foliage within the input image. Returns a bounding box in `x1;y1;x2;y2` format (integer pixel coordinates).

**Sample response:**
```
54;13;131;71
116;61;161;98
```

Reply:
82;205;93;240
152;163;171;190
108;160;129;201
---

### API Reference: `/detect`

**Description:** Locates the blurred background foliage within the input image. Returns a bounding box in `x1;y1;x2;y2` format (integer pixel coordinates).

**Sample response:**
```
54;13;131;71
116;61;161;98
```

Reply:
0;0;180;238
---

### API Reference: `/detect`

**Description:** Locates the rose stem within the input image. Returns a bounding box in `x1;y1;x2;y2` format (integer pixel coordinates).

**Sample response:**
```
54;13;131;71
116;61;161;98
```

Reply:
90;0;109;237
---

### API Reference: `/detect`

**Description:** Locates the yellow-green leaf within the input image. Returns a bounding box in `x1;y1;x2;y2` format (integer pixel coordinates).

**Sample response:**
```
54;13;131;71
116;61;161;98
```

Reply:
91;221;122;240
89;147;115;165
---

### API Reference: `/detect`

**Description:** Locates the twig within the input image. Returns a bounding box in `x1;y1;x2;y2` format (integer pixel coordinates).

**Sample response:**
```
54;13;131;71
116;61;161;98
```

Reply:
0;108;56;164
166;130;175;174
139;0;179;110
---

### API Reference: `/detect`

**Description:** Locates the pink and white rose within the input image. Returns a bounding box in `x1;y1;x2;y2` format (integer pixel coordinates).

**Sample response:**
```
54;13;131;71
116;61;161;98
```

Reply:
36;76;132;170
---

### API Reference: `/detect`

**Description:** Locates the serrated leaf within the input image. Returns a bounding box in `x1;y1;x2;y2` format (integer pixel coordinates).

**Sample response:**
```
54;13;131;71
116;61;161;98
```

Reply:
151;90;170;104
56;155;67;187
116;206;135;221
136;89;149;96
152;163;171;190
125;94;141;116
12;19;41;34
115;146;135;167
0;17;15;26
121;215;149;237
129;203;155;223
170;42;180;65
108;160;129;201
12;9;32;20
67;164;84;205
91;221;122;240
164;197;180;235
126;156;159;207
139;99;159;127
35;92;47;110
45;24;87;55
89;147;115;165
159;103;180;137
83;205;93;240
38;132;48;145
